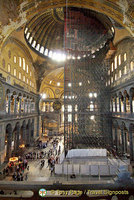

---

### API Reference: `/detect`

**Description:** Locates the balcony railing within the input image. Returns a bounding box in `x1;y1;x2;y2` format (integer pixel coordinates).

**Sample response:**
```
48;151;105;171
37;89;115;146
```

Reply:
0;111;38;120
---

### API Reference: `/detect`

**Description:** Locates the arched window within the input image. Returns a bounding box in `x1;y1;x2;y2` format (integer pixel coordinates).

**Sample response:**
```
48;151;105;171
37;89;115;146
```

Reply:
19;57;21;67
23;58;25;70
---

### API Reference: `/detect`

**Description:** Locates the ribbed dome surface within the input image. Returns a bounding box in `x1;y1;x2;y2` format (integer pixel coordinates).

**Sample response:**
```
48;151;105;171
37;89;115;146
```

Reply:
24;7;114;58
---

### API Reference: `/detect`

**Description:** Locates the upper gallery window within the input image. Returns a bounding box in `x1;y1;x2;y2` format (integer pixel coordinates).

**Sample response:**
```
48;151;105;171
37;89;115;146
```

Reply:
7;64;11;73
114;56;117;69
68;105;72;112
119;70;122;78
111;62;114;72
14;56;17;63
23;58;25;70
14;68;16;76
19;57;22;67
19;72;21;80
26;65;29;73
124;66;127;74
124;53;127;61
118;54;121;65
130;61;133;71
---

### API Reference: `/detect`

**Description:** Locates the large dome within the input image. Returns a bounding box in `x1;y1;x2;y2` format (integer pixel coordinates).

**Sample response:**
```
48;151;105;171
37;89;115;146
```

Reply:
24;7;114;60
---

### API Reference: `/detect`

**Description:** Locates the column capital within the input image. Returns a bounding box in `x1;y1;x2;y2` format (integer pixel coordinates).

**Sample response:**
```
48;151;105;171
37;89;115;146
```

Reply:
13;95;18;99
7;93;12;98
19;96;23;100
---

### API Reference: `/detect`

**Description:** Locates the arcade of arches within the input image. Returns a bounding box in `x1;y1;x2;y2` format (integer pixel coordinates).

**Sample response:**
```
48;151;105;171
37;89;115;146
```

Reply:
0;0;134;168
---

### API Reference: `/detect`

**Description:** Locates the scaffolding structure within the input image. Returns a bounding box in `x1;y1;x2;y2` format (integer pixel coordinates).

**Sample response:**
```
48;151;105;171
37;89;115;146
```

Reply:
63;7;114;154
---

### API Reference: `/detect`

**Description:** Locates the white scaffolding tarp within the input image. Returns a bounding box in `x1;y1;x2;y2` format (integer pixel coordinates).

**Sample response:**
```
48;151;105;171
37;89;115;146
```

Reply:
66;149;107;158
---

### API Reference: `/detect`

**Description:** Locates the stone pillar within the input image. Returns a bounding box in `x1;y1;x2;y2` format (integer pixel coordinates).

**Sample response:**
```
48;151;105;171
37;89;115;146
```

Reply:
23;97;26;113
13;95;18;114
8;93;12;115
29;99;32;113
115;97;117;112
119;97;121;112
30;120;34;143
6;125;12;160
121;127;125;155
130;95;133;113
26;121;31;145
115;126;118;152
27;99;29;113
16;123;20;151
124;132;128;153
128;126;134;161
111;99;113;112
19;96;22;114
124;96;126;113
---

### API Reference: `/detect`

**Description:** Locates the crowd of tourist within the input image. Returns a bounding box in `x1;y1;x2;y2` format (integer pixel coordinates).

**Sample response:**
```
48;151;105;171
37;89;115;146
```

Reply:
1;137;62;180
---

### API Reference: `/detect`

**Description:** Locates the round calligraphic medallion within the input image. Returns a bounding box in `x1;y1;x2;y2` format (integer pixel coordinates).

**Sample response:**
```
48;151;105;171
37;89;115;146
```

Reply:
0;81;4;107
53;101;61;111
39;188;47;197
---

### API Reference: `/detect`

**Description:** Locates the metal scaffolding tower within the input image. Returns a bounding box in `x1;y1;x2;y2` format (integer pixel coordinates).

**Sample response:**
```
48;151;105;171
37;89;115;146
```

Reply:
63;7;114;154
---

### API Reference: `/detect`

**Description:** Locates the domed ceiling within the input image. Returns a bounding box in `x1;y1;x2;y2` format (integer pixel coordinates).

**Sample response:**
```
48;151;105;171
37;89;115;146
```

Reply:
24;7;114;60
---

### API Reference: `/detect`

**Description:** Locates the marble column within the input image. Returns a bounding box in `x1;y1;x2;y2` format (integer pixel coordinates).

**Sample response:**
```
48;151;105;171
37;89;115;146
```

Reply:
13;95;18;115
128;126;134;161
130;95;133;113
19;96;22;114
26;121;31;145
124;96;126;113
124;132;128;153
27;99;29;113
23;97;26;113
8;93;12;115
121;127;125;155
48;102;51;112
119;97;121;112
29;99;32;113
115;97;117;112
115;126;118;152
111;99;113;112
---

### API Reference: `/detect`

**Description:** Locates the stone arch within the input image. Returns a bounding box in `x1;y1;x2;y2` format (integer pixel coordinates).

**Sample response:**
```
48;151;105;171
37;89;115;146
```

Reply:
40;87;55;99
